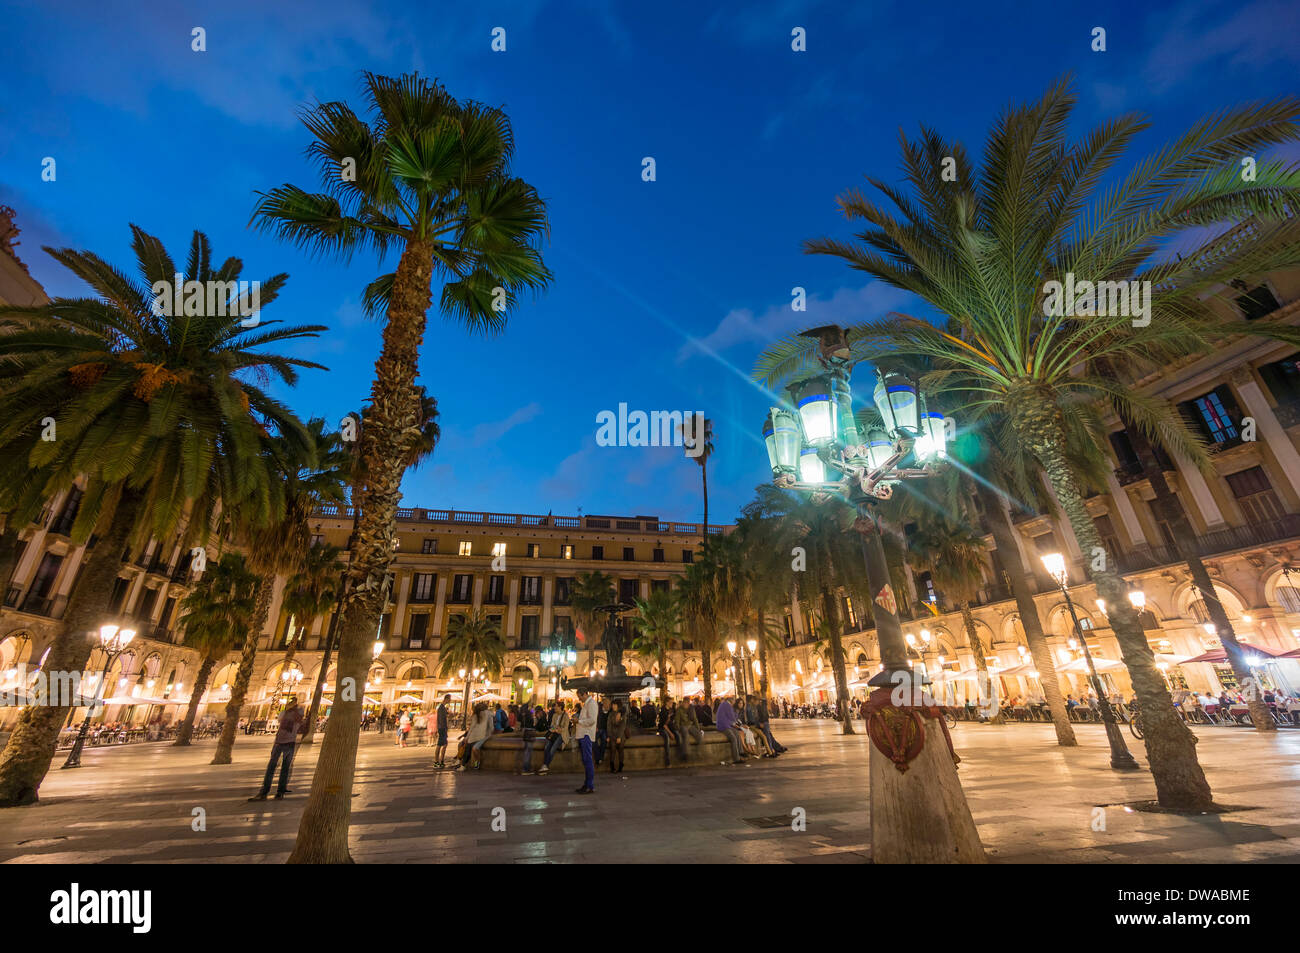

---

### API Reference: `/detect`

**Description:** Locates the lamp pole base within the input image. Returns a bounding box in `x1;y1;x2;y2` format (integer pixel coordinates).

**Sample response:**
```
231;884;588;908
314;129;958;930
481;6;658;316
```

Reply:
1103;722;1142;771
868;712;987;864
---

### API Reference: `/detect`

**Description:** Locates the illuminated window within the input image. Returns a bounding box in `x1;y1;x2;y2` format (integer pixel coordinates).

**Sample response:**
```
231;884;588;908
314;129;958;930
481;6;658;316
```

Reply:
458;541;472;557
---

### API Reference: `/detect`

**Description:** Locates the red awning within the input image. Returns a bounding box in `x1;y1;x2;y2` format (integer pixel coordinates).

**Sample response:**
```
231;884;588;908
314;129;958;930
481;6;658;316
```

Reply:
1183;643;1284;664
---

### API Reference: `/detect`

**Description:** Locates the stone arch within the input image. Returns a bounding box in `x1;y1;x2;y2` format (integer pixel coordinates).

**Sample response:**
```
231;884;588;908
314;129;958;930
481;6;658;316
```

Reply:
0;630;35;670
395;658;430;682
1264;568;1300;615
1174;580;1246;622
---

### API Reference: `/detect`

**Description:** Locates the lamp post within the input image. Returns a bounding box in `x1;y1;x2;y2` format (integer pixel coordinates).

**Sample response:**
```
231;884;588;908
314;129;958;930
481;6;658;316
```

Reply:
63;624;136;769
1041;553;1140;770
760;323;984;863
540;629;578;703
726;639;758;697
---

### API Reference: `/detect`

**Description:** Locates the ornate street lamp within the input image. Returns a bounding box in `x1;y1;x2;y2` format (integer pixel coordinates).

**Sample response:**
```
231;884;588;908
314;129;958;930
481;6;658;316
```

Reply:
759;323;984;863
1041;553;1139;770
63;624;136;769
726;639;759;697
541;629;578;702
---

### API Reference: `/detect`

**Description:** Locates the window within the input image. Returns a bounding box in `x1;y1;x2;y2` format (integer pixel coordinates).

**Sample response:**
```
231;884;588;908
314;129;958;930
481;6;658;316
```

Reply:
379;612;392;638
651;578;670;593
591;545;604;560
1181;387;1241;445
486;575;506;604
520;615;540;649
411;572;436;602
842;595;858;630
784;615;795;646
561;544;574;560
526;543;540;558
1259;352;1300;404
619;578;638;603
521;576;542;605
1233;282;1281;321
1188;599;1212;624
458;541;472;557
682;550;694;564
553;614;574;637
554;577;573;605
137;587;159;621
1093;514;1121;561
158;597;176;629
917;571;938;607
1276;586;1300;613
408;613;429;647
1146;502;1177;549
27;552;63;599
50;486;82;536
108;576;129;614
491;542;507;560
652;547;665;562
1079;617;1093;631
1225;466;1287;523
421;537;437;555
451;574;473;603
623;547;635;561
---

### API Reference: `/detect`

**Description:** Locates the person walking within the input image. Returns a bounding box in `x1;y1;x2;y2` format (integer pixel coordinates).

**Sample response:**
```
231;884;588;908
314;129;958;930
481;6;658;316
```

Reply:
574;688;599;794
607;699;630;773
248;695;307;801
432;695;451;766
536;701;570;775
715;695;746;765
398;708;412;747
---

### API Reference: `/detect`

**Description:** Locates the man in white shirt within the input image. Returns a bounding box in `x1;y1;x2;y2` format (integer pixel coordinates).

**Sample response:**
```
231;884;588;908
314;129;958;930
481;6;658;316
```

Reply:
575;687;599;794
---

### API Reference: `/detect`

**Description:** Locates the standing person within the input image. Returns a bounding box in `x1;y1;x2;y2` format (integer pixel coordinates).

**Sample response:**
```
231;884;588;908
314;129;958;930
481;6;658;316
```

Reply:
715;695;746;765
574;688;599;794
432;695;451;765
657;698;678;768
607;699;630;773
675;694;702;759
398;708;412;747
248;695;307;801
594;699;610;767
537;701;570;775
518;701;538;775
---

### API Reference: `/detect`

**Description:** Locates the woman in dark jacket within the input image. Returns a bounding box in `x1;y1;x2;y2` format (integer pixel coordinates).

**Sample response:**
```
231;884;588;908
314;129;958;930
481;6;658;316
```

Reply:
607;700;631;772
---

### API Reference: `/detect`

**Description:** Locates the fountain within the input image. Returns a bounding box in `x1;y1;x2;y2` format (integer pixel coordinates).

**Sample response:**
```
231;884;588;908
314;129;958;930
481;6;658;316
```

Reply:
560;602;660;706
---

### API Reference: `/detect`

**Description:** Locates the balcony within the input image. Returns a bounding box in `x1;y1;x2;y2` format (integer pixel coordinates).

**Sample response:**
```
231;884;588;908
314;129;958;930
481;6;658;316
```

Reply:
19;593;55;617
4;585;19;608
311;504;724;537
1112;513;1300;572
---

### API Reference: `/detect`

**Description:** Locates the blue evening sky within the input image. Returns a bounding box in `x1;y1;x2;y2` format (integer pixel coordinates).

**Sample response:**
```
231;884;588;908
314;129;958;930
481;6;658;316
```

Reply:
2;0;1297;526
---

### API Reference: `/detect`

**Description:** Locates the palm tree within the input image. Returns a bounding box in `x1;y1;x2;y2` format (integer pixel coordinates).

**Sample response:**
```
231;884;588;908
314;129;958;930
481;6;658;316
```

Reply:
0;227;322;806
756;80;1300;810
677;561;721;703
210;420;347;765
173;553;258;746
908;514;1005;722
680;416;715;554
732;511;799;699
279;543;343;668
570;571;616;668
438;611;506;728
632;588;682;704
252;73;550;862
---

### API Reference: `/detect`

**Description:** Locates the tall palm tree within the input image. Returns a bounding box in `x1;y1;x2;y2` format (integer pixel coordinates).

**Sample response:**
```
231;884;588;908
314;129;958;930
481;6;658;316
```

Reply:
252;72;550;862
210;419;347;765
756;79;1300;810
570;571;616;668
438;610;506;728
632;588;682;704
680;416;715;554
0;227;322;806
677;561;721;703
279;542;343;668
733;511;799;699
173;553;258;746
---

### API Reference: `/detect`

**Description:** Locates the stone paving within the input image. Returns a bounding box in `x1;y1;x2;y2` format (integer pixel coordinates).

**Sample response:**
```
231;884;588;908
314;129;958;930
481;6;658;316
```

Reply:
0;719;1297;863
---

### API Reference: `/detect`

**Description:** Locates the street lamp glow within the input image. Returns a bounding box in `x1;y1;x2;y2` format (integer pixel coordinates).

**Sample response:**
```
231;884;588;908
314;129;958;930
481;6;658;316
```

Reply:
373;640;385;658
872;372;919;433
726;640;738;654
1095;599;1107;615
1040;553;1067;585
920;629;931;645
746;639;757;653
793;377;837;445
762;408;800;476
99;624;119;644
905;632;916;645
1203;622;1216;635
1128;589;1146;610
798;447;828;484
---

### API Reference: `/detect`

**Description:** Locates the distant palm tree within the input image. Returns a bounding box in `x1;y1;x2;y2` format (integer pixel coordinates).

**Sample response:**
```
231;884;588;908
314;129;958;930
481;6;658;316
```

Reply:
253;72;550;862
632;588;682;704
0;227;322;807
439;611;506;728
677;561;721;704
280;543;344;669
909;514;1003;723
570;571;616;668
680;416;715;554
173;554;258;746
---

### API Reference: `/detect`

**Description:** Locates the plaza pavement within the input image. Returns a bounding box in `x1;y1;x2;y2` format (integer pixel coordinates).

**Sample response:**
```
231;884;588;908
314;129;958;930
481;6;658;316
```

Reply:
0;719;1297;863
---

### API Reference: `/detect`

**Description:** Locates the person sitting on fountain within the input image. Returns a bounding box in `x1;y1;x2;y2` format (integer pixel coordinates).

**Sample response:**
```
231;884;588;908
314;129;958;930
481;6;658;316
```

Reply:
640;697;658;731
536;701;569;775
607;699;630;773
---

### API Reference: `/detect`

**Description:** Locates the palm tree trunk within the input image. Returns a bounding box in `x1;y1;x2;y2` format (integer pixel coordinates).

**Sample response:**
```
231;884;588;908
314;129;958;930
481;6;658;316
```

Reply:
210;578;273;764
757;609;771;699
289;239;433;864
818;578;855;734
700;462;709;555
977;482;1075;745
701;649;713;705
0;487;143;806
1124;424;1273;731
959;602;1003;724
174;655;216;746
1010;385;1212;810
300;604;341;747
658;648;666;705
